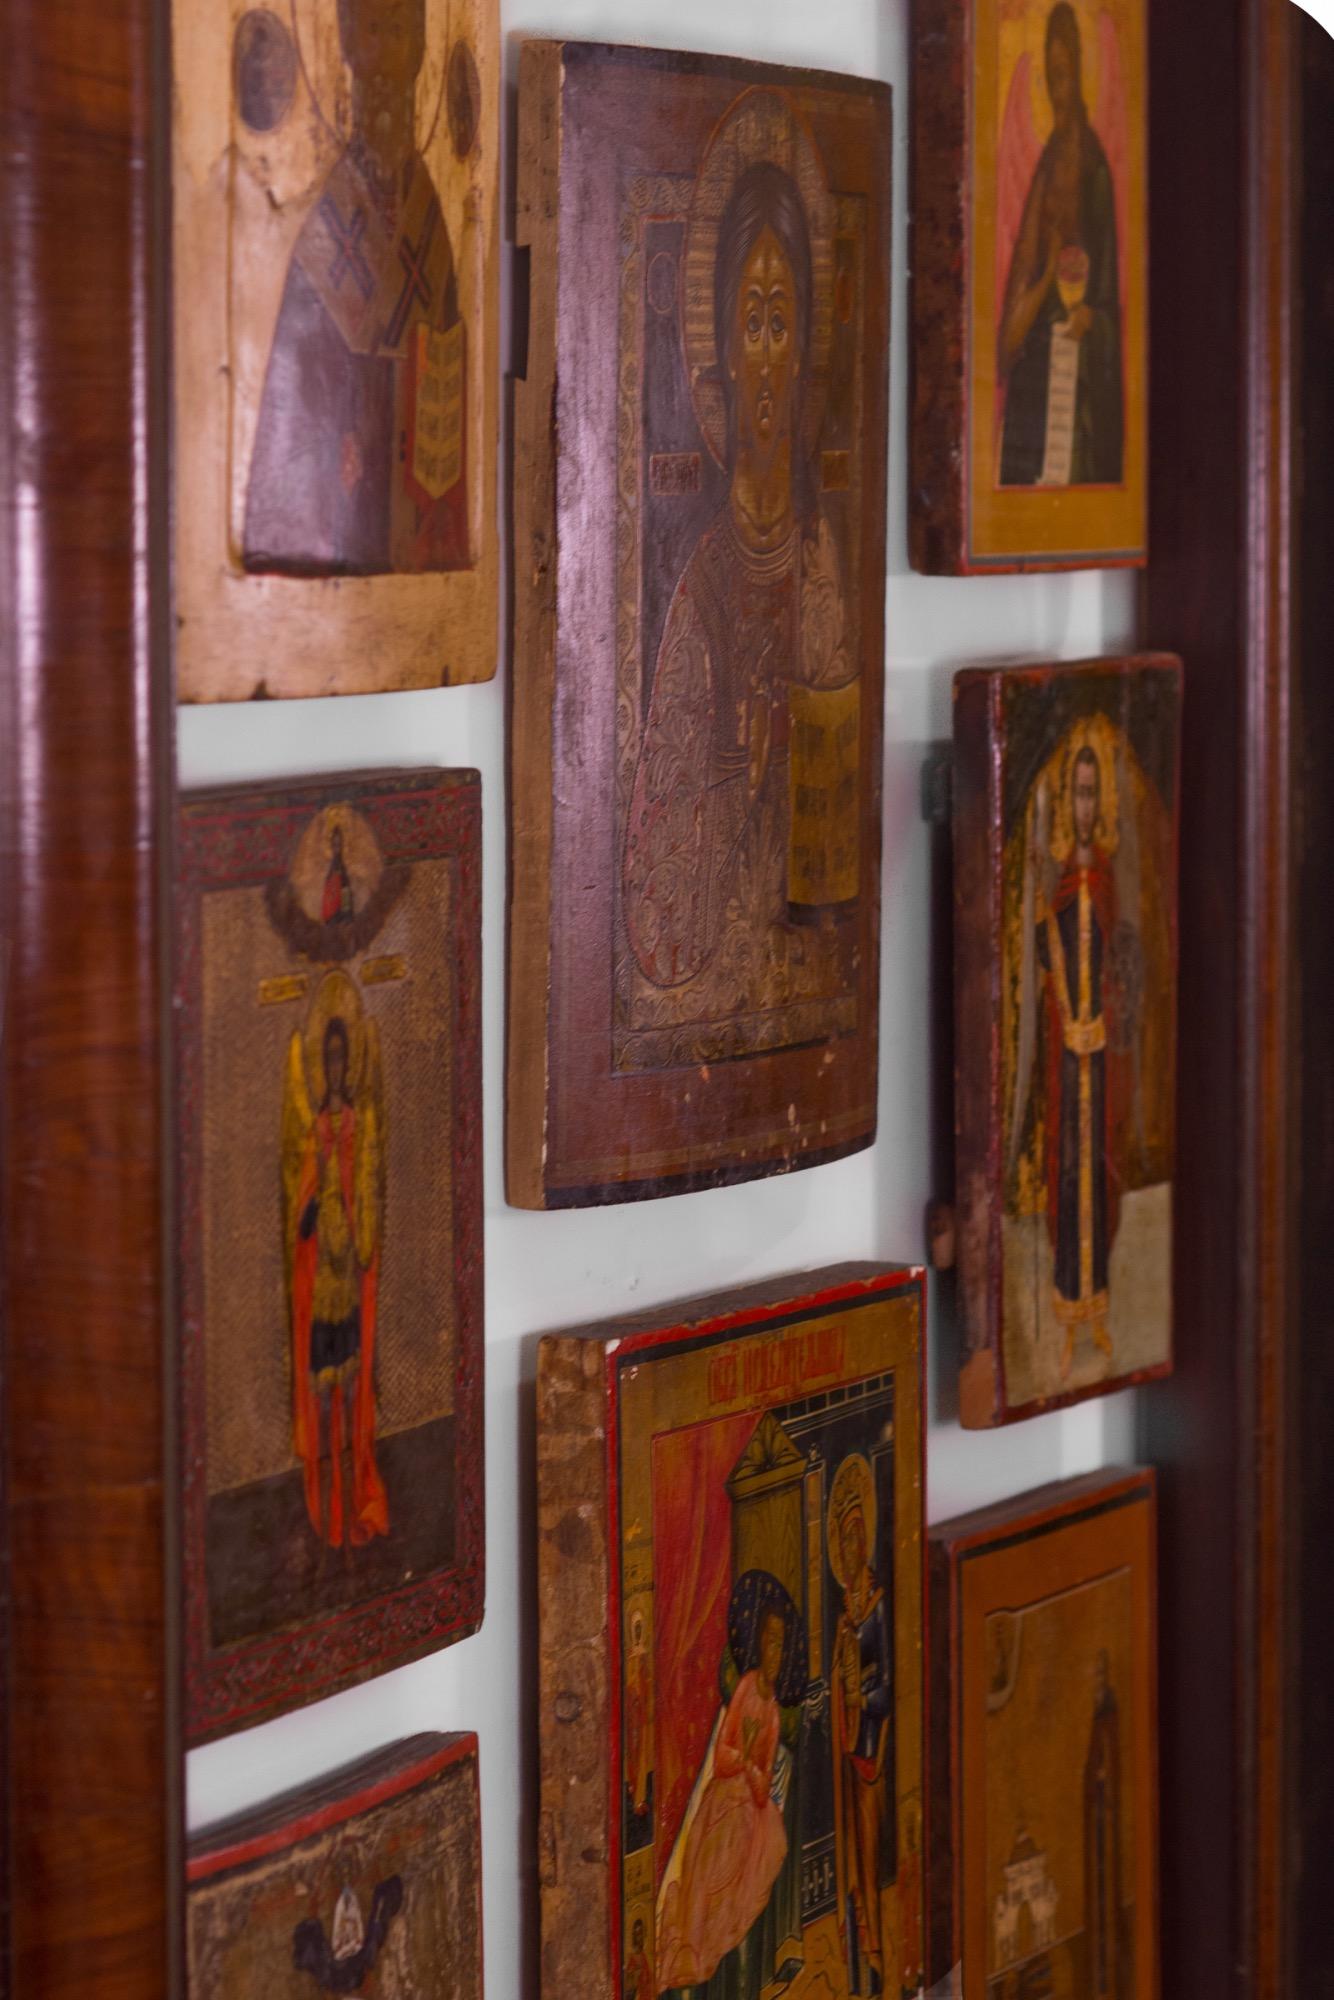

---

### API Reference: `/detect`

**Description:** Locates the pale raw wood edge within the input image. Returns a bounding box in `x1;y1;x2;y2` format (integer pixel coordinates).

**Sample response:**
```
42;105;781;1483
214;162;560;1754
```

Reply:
536;1335;612;2000
174;0;502;705
505;38;563;1209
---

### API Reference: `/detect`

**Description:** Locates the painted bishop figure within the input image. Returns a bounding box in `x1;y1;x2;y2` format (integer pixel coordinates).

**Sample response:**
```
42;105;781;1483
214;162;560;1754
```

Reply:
244;0;470;576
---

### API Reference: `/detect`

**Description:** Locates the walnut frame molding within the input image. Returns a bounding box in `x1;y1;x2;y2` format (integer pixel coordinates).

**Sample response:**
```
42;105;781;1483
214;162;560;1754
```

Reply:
0;0;178;1988
1139;0;1297;1994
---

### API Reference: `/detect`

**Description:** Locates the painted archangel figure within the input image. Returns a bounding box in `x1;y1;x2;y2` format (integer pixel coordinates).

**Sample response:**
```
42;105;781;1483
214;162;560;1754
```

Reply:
281;969;389;1550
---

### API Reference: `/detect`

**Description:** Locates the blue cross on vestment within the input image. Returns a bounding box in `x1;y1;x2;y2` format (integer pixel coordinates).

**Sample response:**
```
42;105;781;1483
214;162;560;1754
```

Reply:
385;202;439;350
318;192;374;301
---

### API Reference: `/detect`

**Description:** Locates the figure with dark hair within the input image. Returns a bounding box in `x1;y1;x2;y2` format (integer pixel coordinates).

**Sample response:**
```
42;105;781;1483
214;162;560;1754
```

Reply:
284;1005;389;1549
244;0;470;575
656;1569;808;2000
998;2;1123;486
623;152;857;1035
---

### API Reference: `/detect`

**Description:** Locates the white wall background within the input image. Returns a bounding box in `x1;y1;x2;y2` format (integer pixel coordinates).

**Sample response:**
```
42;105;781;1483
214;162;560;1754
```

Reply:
181;1;1140;1990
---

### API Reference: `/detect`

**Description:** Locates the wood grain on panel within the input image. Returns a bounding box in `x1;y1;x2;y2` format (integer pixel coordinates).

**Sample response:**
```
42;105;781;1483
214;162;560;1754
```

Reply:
0;0;175;1982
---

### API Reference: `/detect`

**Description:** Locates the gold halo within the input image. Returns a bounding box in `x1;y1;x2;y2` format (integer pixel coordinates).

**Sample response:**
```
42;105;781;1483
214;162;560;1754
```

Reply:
827;1452;876;1590
681;86;835;471
303;969;367;1104
288;803;385;925
1048;712;1121;862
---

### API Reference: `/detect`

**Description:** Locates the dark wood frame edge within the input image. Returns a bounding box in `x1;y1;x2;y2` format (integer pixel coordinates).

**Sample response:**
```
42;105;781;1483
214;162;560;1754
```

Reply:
1139;0;1295;1992
0;0;180;1983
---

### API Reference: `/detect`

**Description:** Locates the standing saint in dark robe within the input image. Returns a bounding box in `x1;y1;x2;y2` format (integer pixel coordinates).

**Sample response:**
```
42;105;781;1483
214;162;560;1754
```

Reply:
998;3;1123;487
1083;1650;1127;2000
1037;742;1124;1376
244;0;470;576
831;1460;892;1997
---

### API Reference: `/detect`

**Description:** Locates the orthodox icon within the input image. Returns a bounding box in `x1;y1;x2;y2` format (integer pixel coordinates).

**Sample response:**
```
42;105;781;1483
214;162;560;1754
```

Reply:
952;655;1181;1425
509;43;890;1205
537;1264;925;2000
173;0;498;698
911;0;1146;570
178;771;483;1741
927;1469;1158;1999
187;1733;483;1999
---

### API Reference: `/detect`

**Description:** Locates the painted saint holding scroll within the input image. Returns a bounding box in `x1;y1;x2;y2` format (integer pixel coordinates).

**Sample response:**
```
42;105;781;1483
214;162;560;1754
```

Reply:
996;1;1126;488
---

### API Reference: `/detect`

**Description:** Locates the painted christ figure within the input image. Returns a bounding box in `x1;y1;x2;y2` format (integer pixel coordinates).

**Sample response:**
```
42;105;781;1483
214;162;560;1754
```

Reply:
622;159;856;1022
244;0;470;576
1083;1651;1126;2000
1037;742;1122;1374
830;1461;892;1997
998;3;1123;488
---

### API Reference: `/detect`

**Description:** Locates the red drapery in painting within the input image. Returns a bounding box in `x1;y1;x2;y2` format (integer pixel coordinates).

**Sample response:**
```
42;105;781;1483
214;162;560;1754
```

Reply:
651;1412;759;1876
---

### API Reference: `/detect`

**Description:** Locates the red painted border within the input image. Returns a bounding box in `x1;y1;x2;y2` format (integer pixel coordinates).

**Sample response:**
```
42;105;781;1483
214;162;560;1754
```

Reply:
187;1733;479;1883
177;769;485;1742
599;1264;928;1988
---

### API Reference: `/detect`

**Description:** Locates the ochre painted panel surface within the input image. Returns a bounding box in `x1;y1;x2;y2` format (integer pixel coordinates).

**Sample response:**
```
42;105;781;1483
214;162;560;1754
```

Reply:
928;1469;1158;2000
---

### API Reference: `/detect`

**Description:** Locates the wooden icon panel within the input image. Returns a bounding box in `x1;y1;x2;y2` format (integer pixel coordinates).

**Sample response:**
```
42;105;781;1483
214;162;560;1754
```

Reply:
173;0;499;698
928;1469;1158;1999
911;0;1148;572
509;42;891;1205
178;770;483;1741
538;1264;926;2000
953;653;1181;1425
188;1734;483;1998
